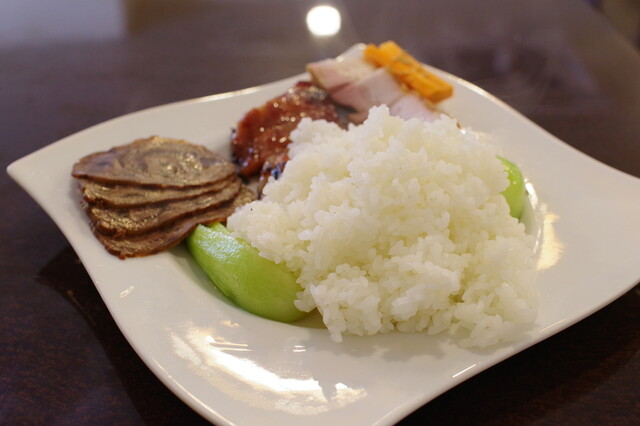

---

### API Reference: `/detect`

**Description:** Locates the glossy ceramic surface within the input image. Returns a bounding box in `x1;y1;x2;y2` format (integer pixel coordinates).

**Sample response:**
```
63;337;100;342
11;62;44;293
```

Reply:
8;67;640;425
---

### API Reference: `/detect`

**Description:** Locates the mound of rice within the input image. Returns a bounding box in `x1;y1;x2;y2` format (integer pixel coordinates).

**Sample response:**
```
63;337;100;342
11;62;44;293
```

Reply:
227;106;537;348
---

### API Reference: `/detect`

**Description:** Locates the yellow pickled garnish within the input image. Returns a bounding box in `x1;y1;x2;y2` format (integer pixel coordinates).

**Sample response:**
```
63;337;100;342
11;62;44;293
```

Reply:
364;41;453;103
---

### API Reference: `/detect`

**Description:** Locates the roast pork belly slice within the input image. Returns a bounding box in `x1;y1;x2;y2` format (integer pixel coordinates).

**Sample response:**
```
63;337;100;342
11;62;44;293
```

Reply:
389;92;442;122
330;68;405;113
347;110;369;124
346;91;442;124
306;57;376;93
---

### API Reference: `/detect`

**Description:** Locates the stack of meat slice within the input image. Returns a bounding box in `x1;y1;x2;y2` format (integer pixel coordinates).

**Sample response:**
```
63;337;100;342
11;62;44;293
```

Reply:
71;136;254;259
306;48;443;123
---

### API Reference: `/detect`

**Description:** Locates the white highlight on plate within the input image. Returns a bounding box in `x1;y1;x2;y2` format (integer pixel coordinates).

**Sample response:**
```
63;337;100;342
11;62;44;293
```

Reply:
306;5;341;37
537;208;565;271
452;363;477;378
119;286;135;298
538;319;567;335
170;324;367;415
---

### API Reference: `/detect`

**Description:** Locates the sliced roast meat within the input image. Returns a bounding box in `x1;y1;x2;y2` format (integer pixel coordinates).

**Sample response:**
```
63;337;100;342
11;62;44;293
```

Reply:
389;92;442;122
256;152;289;197
306;56;375;92
347;88;443;124
72;136;236;187
85;178;242;236
231;81;341;178
307;51;443;125
93;187;255;259
330;68;405;113
79;175;236;207
347;92;442;124
72;136;253;259
347;110;369;124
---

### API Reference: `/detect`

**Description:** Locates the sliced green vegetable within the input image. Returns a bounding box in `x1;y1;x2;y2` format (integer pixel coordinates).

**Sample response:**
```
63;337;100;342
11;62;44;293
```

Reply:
498;156;526;219
187;222;306;322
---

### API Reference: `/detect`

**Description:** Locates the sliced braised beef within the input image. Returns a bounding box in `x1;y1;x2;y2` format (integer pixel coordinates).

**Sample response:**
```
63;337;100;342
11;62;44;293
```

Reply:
231;81;341;178
72;137;254;259
72;136;236;187
93;187;255;259
79;175;236;207
85;178;242;236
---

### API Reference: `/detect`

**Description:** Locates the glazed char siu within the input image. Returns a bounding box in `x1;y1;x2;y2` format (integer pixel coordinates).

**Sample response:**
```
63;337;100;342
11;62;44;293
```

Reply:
231;81;341;178
257;151;289;196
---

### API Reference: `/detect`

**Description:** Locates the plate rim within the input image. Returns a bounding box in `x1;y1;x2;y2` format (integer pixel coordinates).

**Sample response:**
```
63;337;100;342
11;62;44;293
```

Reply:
7;66;640;426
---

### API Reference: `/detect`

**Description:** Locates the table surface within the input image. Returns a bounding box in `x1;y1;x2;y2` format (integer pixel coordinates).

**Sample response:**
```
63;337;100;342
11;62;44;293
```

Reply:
2;0;639;424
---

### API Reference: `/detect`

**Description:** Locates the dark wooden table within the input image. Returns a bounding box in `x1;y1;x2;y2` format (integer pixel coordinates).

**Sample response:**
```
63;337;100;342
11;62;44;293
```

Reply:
2;0;639;424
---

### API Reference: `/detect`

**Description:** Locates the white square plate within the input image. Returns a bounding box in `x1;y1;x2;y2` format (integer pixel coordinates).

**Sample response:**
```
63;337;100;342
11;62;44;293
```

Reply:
8;62;640;424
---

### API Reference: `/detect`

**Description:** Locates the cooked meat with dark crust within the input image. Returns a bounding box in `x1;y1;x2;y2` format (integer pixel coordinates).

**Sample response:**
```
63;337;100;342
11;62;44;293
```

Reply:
72;136;236;187
79;175;236;207
72;136;254;259
85;178;242;236
93;187;255;259
257;152;288;197
231;81;340;177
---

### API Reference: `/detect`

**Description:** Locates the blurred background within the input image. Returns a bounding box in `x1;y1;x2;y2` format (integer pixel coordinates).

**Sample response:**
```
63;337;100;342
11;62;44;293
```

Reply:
1;1;639;424
2;0;638;174
592;0;640;45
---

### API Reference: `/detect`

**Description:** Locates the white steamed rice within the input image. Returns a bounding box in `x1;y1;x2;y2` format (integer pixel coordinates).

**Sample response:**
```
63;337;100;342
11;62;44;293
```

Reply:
227;105;537;348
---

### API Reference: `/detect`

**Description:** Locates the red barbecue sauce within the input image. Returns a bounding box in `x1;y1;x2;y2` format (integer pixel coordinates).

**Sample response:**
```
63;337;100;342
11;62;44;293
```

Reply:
231;81;341;178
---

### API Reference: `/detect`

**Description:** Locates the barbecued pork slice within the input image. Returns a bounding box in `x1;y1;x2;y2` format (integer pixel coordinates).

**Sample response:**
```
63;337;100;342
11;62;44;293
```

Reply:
231;81;340;178
306;57;375;93
329;68;405;114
